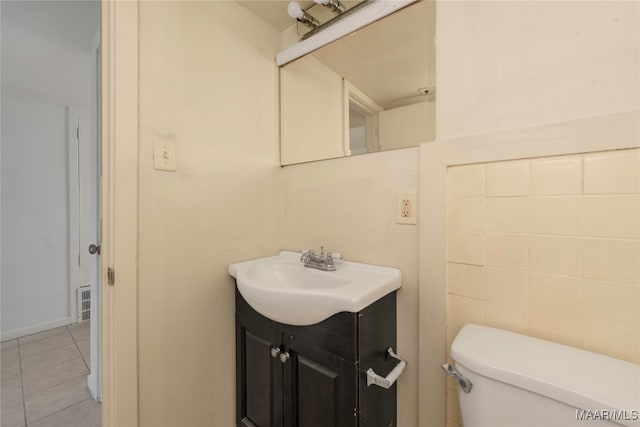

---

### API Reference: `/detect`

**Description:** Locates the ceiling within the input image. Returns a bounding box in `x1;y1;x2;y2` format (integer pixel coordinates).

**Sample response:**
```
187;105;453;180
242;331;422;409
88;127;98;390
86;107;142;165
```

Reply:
312;1;435;108
237;0;316;31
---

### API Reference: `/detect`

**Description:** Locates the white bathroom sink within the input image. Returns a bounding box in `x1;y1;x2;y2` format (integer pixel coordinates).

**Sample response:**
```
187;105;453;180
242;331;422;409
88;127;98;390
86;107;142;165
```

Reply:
228;251;401;325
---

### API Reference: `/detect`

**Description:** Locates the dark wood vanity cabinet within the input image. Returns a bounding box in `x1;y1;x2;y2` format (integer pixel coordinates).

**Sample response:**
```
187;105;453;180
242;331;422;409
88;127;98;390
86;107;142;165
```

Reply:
235;287;398;427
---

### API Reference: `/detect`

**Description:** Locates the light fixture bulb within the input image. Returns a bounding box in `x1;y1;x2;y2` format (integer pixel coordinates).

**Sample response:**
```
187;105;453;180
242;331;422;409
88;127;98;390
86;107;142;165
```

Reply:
313;0;345;14
287;1;304;19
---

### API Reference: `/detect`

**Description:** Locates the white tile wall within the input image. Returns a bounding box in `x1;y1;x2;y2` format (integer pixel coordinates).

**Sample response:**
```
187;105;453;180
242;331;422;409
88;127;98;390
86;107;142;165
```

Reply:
447;197;484;232
484;233;529;270
486;160;530;196
448;295;485;328
530;155;582;195
581;321;640;362
529;236;583;277
485;198;530;233
484;268;529;307
582;195;640;238
446;148;640;363
484;302;529;333
583;238;640;284
583;150;640;194
447;231;484;265
530;197;582;236
448;164;485;196
582;279;639;329
529;273;582;316
447;263;484;299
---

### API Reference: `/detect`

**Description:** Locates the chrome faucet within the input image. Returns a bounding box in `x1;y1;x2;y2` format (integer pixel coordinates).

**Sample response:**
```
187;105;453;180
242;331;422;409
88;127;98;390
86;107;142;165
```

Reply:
300;246;342;271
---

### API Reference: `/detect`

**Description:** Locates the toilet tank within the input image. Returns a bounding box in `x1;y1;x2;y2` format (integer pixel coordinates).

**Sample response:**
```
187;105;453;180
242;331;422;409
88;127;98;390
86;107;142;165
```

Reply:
450;324;640;427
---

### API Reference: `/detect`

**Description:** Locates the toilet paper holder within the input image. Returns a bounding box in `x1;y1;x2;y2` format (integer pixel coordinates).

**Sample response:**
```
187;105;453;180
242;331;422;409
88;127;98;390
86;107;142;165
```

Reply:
366;347;407;389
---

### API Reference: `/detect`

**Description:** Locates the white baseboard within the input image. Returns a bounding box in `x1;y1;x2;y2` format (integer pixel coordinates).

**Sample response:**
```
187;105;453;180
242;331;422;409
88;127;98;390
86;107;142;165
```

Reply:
0;317;71;342
87;373;100;402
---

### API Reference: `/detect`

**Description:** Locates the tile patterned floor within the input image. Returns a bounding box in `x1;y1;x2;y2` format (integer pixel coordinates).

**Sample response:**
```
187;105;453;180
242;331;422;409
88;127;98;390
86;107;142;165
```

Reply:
1;322;101;427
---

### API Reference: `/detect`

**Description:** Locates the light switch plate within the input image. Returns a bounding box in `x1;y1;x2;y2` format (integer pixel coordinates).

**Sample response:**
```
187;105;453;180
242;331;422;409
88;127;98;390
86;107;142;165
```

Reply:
154;136;176;171
396;192;417;225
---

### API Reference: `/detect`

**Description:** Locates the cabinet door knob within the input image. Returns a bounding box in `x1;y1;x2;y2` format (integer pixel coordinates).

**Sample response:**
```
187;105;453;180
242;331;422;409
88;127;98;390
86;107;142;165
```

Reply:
270;347;281;358
279;351;290;363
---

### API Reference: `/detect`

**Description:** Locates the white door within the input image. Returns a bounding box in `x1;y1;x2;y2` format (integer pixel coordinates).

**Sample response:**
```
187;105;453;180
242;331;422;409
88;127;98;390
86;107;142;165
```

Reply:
69;110;98;319
69;109;91;320
78;113;99;306
89;41;102;403
68;107;101;400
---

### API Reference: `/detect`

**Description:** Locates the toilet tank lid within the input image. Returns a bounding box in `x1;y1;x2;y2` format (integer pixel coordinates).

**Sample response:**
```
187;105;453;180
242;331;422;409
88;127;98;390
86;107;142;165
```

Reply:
451;324;640;424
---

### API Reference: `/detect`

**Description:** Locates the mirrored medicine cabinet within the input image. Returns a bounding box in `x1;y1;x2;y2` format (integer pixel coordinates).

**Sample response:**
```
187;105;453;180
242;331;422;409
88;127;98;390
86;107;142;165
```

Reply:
279;1;435;165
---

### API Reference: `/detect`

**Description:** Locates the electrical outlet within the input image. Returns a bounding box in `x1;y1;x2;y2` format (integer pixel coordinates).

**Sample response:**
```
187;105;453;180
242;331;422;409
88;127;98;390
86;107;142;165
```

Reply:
401;199;411;217
397;192;417;225
154;136;177;171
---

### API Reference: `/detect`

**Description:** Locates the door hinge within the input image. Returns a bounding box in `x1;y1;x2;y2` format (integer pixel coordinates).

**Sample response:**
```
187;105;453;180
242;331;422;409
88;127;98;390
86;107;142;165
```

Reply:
76;126;80;139
78;254;81;266
107;267;115;286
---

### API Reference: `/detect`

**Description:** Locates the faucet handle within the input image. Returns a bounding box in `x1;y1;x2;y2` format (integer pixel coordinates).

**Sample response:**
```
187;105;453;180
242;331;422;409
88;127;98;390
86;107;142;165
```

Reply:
300;249;314;263
327;252;343;260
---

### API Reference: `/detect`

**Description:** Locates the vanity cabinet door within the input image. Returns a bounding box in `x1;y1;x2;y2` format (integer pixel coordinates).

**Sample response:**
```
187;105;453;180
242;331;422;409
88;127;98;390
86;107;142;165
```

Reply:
236;314;284;427
282;337;357;427
236;287;397;427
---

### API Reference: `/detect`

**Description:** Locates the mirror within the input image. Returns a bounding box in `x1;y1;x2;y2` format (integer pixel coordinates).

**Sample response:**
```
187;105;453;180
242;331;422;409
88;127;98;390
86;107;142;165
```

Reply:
280;1;435;165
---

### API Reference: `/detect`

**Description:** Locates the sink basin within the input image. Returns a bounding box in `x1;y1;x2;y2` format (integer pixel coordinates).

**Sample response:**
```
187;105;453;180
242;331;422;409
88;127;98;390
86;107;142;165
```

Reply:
228;251;401;325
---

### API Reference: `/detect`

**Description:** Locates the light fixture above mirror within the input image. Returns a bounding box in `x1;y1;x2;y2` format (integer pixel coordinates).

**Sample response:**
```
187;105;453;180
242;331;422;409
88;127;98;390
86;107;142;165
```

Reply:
276;0;417;66
314;0;346;14
287;1;320;30
287;0;363;39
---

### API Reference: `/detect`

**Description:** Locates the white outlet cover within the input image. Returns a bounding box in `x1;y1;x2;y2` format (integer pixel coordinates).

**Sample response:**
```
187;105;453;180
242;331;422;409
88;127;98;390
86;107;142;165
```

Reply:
396;192;417;225
154;136;177;171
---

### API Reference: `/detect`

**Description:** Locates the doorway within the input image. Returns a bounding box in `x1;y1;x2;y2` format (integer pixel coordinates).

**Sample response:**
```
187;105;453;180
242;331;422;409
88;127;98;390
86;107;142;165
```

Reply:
0;0;102;425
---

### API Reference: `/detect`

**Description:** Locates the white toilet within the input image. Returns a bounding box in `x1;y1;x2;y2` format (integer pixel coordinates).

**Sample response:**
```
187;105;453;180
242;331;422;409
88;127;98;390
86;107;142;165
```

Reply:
448;324;640;427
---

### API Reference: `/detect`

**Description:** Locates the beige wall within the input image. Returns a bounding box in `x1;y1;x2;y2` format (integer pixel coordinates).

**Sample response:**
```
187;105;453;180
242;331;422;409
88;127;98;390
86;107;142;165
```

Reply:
379;101;435;151
138;2;282;425
282;147;420;426
280;54;344;164
436;0;639;140
445;148;640;426
429;2;640;426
